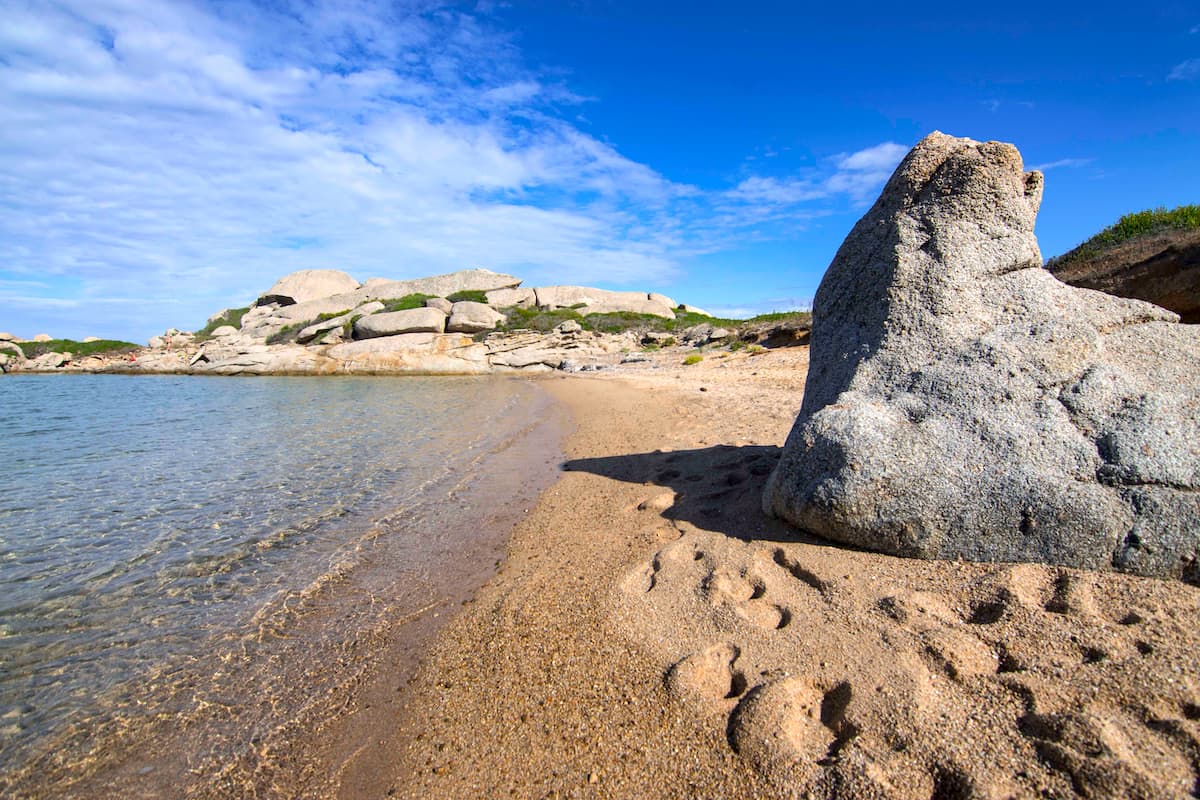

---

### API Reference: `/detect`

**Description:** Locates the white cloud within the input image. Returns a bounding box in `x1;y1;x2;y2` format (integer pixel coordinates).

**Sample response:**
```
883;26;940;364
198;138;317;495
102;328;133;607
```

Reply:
0;0;907;341
836;142;908;172
1028;157;1092;171
1168;58;1200;80
725;141;909;212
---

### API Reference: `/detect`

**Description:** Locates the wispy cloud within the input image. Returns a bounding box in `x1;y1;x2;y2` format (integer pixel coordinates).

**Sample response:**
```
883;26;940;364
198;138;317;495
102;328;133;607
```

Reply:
1028;157;1092;171
1168;58;1200;80
0;0;909;341
726;141;908;213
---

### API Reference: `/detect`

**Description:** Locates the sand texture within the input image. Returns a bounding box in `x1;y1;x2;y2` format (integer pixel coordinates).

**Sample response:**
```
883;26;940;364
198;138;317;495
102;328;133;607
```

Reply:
387;347;1200;799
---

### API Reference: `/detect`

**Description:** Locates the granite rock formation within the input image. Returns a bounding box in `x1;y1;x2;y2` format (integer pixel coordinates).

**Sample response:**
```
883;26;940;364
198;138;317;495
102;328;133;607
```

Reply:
764;132;1200;582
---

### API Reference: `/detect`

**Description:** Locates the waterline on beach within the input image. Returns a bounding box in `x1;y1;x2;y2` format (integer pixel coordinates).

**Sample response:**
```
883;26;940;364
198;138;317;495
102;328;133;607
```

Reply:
0;374;567;795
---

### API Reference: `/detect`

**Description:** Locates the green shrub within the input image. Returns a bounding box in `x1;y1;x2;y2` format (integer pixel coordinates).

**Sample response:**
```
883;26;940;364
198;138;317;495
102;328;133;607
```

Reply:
378;293;434;313
446;290;488;304
17;338;139;359
194;306;250;342
342;314;363;339
1048;204;1200;268
682;354;703;366
498;307;585;332
265;322;307;345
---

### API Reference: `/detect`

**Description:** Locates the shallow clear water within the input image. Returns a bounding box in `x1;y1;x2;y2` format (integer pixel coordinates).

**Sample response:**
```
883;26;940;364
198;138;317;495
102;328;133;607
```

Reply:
0;374;563;788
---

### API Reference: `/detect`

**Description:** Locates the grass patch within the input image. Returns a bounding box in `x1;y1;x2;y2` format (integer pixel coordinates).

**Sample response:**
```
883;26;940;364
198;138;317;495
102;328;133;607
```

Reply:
682;354;703;365
379;293;434;313
446;290;488;304
265;323;307;345
17;339;140;359
194;306;250;342
1047;204;1200;268
497;307;586;332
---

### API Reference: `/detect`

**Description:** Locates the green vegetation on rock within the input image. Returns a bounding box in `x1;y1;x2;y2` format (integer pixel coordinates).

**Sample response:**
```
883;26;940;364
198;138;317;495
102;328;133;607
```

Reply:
1047;204;1200;268
445;290;488;304
194;306;250;342
17;339;140;359
379;294;434;313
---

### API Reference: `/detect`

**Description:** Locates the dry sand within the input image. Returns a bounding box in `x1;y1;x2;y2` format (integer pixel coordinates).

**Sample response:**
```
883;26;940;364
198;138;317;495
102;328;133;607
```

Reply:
376;346;1200;799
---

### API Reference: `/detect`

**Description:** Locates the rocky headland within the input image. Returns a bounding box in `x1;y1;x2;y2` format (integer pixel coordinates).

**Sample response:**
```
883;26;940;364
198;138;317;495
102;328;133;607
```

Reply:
1;269;809;376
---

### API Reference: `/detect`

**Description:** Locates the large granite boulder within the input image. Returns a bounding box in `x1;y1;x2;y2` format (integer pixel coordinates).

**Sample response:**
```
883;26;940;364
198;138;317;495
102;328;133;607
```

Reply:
353;307;446;338
485;287;535;308
360;269;521;302
764;132;1200;583
447;301;505;333
257;269;360;306
533;286;676;319
1048;228;1200;324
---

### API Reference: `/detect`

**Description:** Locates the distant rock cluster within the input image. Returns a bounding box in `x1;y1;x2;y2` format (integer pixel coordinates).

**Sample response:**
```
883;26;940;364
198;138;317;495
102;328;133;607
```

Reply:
764;132;1200;583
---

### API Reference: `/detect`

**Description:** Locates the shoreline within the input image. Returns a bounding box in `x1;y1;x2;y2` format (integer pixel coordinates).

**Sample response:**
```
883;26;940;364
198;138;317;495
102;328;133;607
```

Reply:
0;375;572;799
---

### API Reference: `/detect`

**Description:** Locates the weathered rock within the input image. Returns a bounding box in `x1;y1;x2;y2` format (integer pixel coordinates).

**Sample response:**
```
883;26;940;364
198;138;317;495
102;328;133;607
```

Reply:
33;333;52;342
257;269;359;306
147;336;165;349
210;325;239;338
764;132;1200;582
583;298;675;320
425;297;453;314
679;304;711;317
193;345;336;375
0;332;15;341
488;346;564;370
485;287;535;308
29;351;69;369
82;336;100;343
1048;228;1200;324
533;286;674;318
325;333;491;373
360;269;521;302
353;307;446;338
447;301;505;333
556;320;583;335
294;301;384;345
648;292;678;309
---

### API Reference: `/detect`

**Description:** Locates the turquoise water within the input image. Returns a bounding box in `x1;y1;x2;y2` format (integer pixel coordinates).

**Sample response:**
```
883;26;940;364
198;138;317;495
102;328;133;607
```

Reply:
0;374;564;791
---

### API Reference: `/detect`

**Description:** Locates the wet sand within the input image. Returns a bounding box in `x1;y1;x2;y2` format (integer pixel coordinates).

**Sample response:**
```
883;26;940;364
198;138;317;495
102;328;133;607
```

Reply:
380;347;1200;799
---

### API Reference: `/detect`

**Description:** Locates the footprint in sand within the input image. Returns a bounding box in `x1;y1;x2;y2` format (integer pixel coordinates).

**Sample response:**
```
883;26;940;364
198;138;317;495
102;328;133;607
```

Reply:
1018;709;1198;799
702;566;791;631
664;643;748;716
727;678;858;785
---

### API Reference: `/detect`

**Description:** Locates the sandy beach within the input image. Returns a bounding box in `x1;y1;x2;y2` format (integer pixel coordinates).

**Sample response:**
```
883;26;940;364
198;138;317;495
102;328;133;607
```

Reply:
368;346;1200;800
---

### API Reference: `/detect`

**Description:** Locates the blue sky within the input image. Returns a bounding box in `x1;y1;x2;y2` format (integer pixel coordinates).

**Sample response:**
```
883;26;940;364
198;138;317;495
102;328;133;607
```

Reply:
1;0;1197;342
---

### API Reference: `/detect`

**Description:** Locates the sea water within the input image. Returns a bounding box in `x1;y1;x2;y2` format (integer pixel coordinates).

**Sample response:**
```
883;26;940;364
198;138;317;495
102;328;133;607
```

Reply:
0;374;565;793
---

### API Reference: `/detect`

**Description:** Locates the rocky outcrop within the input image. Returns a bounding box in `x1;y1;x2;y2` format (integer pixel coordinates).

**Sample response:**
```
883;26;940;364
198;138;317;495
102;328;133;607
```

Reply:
257;269;360;306
532;286;675;319
447;301;505;333
1048;228;1200;324
353;307;446;338
485;287;535;308
764;132;1200;582
358;269;521;302
325;333;491;374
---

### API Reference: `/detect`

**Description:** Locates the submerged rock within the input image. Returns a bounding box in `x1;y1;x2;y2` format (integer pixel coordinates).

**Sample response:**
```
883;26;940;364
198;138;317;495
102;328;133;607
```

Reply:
764;132;1200;582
